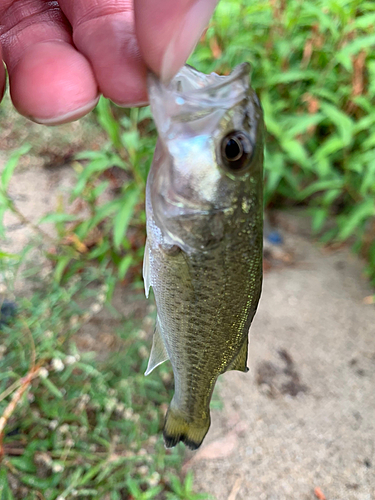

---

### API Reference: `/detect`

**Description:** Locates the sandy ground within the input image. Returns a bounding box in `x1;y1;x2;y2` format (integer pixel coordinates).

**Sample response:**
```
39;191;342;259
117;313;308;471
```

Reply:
1;157;374;499
0;153;76;252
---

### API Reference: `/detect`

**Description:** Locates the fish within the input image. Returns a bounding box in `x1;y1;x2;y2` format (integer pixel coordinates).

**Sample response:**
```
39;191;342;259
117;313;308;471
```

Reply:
143;63;264;450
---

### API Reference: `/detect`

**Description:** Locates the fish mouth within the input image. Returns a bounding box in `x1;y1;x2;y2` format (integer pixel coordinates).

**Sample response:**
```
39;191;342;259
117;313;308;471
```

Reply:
148;63;251;132
148;63;251;111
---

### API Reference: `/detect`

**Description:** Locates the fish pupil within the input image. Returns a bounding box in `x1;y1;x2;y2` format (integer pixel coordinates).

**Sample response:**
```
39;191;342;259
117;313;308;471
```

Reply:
221;131;253;172
225;138;242;162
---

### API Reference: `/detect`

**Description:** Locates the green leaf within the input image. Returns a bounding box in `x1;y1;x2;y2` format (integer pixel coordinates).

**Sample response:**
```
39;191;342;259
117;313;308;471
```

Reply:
143;486;163;499
322;189;341;206
352;114;375;136
118;254;133;280
0;467;15;500
78;462;103;486
96;97;122;149
91;180;111;199
267;70;316;85
113;185;141;250
73;157;116;197
311;208;328;233
314;135;345;161
261;92;283;138
0;190;10;207
336;34;375;69
338;199;375;240
39;213;80;225
184;470;194;492
53;255;71;283
19;474;56;489
138;106;152;122
40;377;64;399
127;478;141;496
299;179;343;199
75;199;122;239
319;103;354;146
1;144;31;192
264;151;285;198
169;474;183;495
360;160;375;196
279;138;310;168
284;113;324;138
9;455;37;474
0;206;8;238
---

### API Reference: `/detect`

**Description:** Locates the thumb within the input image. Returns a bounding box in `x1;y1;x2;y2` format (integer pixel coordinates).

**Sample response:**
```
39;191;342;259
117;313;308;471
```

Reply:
134;0;218;82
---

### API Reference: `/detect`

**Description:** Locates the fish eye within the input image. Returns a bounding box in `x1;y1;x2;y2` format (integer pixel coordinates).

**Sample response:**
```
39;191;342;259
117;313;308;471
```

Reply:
220;131;254;172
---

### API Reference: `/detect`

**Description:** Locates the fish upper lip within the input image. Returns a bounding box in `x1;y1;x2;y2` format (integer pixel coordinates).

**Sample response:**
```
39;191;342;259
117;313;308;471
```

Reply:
148;63;251;114
150;63;250;100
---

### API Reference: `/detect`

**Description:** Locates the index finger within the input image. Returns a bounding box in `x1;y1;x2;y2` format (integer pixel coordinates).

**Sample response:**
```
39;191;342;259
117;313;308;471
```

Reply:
134;0;218;82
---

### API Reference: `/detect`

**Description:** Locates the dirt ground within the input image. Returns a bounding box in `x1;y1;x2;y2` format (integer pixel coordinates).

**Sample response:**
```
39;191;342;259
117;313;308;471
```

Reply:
1;156;375;500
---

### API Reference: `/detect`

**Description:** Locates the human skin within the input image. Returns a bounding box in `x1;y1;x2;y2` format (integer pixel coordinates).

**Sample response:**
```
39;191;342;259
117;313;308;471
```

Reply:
0;0;218;124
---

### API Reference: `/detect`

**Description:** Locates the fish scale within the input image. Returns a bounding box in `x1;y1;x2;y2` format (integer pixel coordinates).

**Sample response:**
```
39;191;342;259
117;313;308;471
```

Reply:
144;63;264;449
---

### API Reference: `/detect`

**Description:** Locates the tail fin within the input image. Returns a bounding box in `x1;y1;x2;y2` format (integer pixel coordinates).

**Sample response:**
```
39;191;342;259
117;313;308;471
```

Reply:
163;408;210;450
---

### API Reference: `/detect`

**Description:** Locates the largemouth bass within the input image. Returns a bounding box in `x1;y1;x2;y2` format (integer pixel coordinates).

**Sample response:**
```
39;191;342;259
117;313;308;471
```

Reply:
144;63;264;450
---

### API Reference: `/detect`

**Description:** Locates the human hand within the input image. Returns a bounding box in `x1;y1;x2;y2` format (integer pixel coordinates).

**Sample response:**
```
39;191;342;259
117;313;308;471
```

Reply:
0;0;218;124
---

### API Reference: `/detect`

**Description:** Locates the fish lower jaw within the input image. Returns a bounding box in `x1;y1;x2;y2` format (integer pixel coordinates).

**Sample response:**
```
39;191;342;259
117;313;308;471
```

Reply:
163;407;210;450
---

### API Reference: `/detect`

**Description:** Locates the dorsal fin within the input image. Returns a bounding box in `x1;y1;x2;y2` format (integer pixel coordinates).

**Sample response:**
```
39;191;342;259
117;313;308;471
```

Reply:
145;317;169;375
226;339;249;373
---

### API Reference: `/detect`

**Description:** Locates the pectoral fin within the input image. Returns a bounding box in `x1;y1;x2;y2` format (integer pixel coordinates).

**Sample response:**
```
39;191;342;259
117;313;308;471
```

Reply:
143;239;151;298
227;339;249;373
145;317;169;375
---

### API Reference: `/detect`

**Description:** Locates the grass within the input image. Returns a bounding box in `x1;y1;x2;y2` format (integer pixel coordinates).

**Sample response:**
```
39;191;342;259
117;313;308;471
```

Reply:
0;255;212;499
1;0;375;498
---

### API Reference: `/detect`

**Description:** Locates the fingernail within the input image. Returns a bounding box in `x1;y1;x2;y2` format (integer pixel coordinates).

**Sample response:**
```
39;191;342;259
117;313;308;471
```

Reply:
0;62;7;102
160;0;218;82
115;100;149;108
32;96;100;125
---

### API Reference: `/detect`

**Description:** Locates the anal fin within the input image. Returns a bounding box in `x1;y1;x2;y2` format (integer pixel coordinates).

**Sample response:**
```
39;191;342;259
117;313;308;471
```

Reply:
226;339;249;373
145;317;169;375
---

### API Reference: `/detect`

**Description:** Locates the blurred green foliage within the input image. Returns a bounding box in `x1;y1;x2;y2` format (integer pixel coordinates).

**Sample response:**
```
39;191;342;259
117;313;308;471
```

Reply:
190;0;375;284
